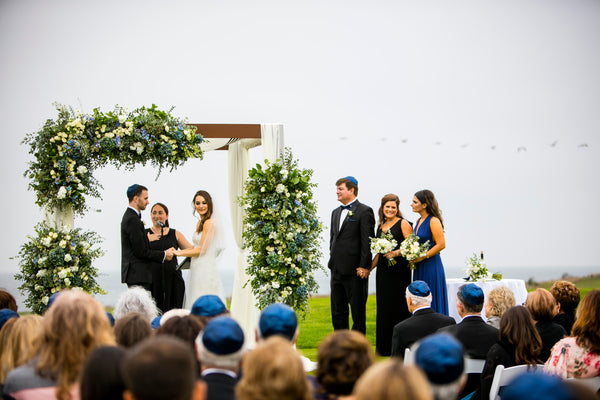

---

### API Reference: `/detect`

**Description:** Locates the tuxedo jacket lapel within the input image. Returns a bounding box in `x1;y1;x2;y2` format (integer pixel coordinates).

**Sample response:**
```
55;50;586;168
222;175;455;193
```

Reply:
338;201;357;234
332;207;341;236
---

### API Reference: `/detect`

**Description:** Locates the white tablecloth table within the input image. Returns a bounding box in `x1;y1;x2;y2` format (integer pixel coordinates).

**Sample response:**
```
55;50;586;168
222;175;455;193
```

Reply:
445;278;528;323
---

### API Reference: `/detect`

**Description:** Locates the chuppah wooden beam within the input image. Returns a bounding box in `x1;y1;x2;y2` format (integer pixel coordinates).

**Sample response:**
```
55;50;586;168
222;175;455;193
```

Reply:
188;124;261;138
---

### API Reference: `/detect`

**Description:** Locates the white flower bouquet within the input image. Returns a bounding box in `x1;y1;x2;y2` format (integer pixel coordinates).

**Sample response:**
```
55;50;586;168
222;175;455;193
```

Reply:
464;253;502;281
370;231;398;266
399;233;430;269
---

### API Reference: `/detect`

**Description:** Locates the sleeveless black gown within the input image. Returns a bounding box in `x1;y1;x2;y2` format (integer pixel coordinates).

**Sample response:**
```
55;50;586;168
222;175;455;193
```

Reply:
375;219;411;356
146;228;185;313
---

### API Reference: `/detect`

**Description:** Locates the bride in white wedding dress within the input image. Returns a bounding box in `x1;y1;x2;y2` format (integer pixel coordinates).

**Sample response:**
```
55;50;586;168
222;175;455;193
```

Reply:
173;190;226;307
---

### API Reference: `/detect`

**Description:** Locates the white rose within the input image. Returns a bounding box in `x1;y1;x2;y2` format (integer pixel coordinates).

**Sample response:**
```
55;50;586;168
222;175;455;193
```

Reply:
64;254;72;262
276;184;285;193
57;186;67;199
59;240;67;248
272;282;280;289
35;285;43;292
42;296;49;305
36;269;47;277
58;269;68;279
77;165;88;174
64;278;71;287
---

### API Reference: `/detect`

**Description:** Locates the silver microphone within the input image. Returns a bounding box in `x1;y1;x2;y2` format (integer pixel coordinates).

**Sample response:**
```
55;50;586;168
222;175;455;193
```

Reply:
157;220;165;228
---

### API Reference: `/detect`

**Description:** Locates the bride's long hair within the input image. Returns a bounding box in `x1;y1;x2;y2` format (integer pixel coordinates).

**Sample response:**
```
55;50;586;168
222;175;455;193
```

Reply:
192;190;213;233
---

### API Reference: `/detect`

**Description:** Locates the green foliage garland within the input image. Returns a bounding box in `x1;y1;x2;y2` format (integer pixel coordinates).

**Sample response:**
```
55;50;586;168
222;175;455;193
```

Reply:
23;103;203;214
15;223;105;314
240;149;324;316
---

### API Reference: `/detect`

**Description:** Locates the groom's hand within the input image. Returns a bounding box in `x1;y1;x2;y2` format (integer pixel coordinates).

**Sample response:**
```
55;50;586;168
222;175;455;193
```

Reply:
356;267;370;279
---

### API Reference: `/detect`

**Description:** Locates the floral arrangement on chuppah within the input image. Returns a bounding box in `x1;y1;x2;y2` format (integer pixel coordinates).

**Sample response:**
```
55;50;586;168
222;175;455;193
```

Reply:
464;252;502;281
14;223;104;314
239;149;324;316
17;103;202;313
23;103;203;214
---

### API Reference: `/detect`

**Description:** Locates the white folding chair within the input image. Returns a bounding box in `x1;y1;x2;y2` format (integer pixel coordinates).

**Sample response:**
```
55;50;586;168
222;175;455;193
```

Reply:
567;376;600;392
464;357;486;374
404;347;414;365
488;365;534;400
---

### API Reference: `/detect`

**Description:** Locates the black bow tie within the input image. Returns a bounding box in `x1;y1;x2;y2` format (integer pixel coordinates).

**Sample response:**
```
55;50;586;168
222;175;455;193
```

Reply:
340;204;352;210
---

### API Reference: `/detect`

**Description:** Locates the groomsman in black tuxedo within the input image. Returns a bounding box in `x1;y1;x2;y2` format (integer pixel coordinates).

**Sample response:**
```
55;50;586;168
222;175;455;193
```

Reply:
328;176;375;334
121;184;173;290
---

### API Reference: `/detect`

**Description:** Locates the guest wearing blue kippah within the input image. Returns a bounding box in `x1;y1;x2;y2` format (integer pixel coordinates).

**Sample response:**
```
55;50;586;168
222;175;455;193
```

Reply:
410;189;449;315
391;281;455;358
121;184;174;291
370;193;414;356
438;284;499;398
328;177;375;334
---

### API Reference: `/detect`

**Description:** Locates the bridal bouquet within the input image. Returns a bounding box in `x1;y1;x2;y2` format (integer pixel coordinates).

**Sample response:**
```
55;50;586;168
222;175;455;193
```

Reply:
464;253;502;281
399;233;430;269
370;232;398;266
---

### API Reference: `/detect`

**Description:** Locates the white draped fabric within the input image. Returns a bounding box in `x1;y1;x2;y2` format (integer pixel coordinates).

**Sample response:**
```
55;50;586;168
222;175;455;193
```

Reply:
228;124;283;345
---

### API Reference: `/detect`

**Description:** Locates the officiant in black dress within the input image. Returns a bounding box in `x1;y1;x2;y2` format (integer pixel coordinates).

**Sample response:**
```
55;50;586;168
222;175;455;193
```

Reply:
146;202;193;312
370;193;413;356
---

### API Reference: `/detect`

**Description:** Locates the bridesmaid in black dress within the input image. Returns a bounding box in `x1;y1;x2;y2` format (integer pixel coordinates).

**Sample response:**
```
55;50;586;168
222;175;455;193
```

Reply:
146;203;193;313
370;193;413;356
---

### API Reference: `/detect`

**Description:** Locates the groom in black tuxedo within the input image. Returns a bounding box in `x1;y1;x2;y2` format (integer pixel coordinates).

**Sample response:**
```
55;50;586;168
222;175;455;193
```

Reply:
328;176;375;334
121;184;173;290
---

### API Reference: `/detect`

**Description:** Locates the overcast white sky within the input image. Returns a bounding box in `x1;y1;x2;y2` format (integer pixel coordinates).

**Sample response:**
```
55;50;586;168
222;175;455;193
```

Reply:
1;0;599;288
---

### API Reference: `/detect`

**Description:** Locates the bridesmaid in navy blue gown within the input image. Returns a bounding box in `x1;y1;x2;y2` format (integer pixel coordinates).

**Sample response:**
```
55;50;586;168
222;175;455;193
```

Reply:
370;193;413;356
411;190;449;315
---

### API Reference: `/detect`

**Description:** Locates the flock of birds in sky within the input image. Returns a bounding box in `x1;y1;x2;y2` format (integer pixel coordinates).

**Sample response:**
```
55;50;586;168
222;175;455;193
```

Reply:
337;137;591;152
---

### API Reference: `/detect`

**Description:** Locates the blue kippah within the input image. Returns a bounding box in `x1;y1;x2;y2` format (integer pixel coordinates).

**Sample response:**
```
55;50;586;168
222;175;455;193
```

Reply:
46;292;61;310
408;280;431;297
191;295;227;317
415;333;464;384
0;309;19;330
126;184;140;199
151;316;162;329
501;372;574;400
106;311;115;327
461;284;484;305
259;303;298;341
201;316;244;355
343;176;358;185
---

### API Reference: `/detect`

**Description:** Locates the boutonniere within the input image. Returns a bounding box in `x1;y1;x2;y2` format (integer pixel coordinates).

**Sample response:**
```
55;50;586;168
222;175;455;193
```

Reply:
348;211;354;217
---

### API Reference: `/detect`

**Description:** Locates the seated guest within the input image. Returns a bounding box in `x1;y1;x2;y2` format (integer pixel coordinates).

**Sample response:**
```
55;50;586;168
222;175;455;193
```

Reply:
113;286;159;321
549;280;580;334
545;289;600;379
159;308;190;326
352;359;432;400
391;281;455;358
0;290;17;312
0;315;43;389
484;286;515;329
413;333;466;400
469;306;542;400
122;336;206;400
156;314;203;375
438;284;498;398
0;317;18;394
196;316;245;400
0;309;19;331
80;346;126;400
190;294;229;329
4;290;115;400
525;288;566;361
236;336;312;400
312;330;374;399
503;371;599;400
114;312;153;349
255;303;316;371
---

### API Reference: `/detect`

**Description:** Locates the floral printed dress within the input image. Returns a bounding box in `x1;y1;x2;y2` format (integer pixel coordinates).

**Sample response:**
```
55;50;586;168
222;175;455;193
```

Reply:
544;336;600;378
